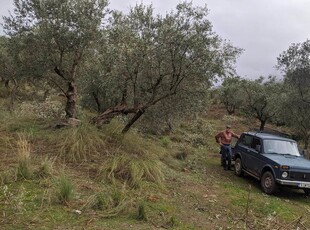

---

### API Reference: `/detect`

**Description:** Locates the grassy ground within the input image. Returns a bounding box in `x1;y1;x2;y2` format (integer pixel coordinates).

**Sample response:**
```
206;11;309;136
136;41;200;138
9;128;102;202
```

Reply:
0;106;310;229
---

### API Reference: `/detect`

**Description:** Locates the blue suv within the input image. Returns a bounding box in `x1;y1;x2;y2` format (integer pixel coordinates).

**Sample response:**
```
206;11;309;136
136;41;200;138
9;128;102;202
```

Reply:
233;131;310;195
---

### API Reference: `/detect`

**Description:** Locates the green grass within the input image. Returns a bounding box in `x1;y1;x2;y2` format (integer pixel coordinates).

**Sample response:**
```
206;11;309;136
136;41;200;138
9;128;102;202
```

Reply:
1;107;310;229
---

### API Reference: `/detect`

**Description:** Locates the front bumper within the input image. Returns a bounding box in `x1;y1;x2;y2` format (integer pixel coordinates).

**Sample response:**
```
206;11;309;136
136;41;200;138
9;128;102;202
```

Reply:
276;179;310;188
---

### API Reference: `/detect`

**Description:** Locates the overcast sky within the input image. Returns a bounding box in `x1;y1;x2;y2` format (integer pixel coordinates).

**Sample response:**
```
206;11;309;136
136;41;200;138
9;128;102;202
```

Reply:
1;0;310;79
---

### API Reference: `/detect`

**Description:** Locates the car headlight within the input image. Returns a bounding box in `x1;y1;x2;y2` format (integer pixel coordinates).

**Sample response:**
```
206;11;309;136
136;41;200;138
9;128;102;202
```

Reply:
282;172;288;178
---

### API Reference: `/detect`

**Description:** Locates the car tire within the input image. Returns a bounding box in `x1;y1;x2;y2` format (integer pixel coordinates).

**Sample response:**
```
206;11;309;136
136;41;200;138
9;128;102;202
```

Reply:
304;188;310;196
261;171;277;195
234;158;243;177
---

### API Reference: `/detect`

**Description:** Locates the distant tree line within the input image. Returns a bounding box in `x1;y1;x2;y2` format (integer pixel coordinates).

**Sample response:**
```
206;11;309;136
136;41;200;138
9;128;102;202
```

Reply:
216;40;310;148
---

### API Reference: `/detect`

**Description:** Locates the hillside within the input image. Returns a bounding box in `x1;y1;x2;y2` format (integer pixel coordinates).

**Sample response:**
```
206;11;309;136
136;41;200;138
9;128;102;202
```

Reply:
0;106;309;230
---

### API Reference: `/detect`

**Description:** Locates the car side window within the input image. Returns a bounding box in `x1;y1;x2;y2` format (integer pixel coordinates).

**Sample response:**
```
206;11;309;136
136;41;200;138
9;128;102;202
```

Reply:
240;135;253;147
251;137;261;152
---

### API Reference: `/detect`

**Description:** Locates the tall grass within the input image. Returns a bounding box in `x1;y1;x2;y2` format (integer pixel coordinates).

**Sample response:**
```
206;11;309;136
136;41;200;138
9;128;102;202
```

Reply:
16;134;33;180
101;154;164;188
56;123;107;162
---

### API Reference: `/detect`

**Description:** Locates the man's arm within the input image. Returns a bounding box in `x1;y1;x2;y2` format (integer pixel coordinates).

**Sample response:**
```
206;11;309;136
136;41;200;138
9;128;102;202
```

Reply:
215;132;222;144
232;132;240;139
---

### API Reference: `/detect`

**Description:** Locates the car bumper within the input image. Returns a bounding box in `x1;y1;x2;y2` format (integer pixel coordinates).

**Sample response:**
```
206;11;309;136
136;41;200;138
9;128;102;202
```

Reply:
276;179;310;188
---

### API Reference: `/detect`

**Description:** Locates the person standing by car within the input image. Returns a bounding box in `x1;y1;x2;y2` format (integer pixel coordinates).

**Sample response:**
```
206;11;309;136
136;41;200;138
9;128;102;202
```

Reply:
215;125;240;171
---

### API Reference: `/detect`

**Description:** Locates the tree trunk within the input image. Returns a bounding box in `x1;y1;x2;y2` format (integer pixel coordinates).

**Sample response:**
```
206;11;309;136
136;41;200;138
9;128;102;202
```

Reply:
65;81;77;118
92;91;101;113
121;109;145;133
259;119;266;131
304;135;309;150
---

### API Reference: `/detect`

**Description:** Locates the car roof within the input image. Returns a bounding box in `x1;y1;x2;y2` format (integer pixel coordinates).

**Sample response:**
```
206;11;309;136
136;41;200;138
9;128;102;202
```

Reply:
243;131;296;142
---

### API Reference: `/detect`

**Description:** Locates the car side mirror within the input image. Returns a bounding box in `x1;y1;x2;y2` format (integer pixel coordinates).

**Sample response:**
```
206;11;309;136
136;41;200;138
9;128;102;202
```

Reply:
255;145;261;153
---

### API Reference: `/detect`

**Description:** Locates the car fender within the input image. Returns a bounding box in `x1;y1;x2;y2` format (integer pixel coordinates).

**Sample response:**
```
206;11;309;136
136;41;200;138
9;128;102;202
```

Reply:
234;152;244;163
260;165;277;180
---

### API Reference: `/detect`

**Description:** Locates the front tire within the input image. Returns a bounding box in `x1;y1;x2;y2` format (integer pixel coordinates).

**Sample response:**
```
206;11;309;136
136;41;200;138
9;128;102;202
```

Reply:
234;158;243;177
304;188;310;196
261;171;277;195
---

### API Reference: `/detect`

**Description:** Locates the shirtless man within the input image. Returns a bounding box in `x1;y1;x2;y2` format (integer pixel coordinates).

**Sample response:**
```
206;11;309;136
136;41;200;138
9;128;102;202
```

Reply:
215;125;240;170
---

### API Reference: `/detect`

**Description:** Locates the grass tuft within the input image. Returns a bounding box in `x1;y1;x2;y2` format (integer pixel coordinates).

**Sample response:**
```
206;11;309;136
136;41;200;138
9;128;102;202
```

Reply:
101;154;164;188
55;172;74;204
84;187;129;217
16;134;33;180
36;157;55;178
56;123;107;162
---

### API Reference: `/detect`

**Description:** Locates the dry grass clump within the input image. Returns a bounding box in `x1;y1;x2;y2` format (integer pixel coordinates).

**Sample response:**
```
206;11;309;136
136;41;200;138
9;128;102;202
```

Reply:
36;156;55;178
16;134;34;180
84;187;129;218
56;123;107;162
100;154;164;188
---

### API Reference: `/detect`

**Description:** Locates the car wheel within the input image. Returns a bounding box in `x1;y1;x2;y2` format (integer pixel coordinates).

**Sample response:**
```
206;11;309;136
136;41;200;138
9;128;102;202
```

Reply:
261;171;277;195
304;188;310;196
234;158;243;177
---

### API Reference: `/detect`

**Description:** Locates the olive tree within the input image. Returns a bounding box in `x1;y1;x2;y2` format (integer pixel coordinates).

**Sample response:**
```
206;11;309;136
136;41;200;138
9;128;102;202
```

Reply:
241;77;281;130
277;39;310;148
3;0;108;118
219;76;244;115
91;3;242;133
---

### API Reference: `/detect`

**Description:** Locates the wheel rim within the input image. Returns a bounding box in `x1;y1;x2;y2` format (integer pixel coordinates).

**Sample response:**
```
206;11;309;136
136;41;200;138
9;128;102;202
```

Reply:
264;175;272;188
235;160;241;173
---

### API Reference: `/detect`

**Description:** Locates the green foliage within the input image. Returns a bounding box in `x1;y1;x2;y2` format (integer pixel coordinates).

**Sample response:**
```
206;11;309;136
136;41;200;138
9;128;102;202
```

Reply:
240;76;282;130
277;39;310;148
220;76;245;115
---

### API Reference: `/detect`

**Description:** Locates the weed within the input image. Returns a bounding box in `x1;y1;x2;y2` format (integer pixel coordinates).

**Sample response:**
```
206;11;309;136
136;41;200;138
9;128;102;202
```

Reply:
55;172;74;204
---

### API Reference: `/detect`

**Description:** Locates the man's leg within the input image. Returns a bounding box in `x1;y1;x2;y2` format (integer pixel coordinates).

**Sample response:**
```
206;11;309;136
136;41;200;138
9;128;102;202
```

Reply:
220;149;225;166
221;146;228;170
227;146;232;170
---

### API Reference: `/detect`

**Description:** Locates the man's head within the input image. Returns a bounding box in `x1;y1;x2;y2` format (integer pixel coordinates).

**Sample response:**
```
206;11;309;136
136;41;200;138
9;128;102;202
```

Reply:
226;125;231;132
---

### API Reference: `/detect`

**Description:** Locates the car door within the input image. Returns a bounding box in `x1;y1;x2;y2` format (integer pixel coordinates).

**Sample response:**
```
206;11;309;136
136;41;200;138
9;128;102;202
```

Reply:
237;134;253;171
246;137;265;177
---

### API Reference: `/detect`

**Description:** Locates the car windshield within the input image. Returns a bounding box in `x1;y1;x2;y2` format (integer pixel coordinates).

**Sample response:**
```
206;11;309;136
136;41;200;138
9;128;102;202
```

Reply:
263;139;300;156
